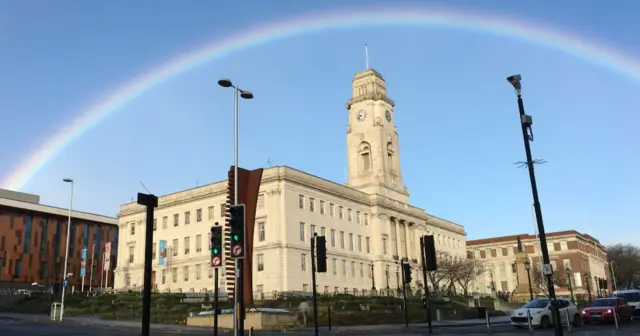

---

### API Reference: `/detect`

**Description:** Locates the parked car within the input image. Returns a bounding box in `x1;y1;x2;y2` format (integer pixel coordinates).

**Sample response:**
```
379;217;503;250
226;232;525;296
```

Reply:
511;298;581;329
582;297;634;323
613;289;640;315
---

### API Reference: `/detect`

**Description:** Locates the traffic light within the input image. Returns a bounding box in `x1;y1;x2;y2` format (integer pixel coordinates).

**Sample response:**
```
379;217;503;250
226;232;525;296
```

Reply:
229;204;246;259
402;262;412;284
422;235;437;271
210;225;223;267
315;236;327;273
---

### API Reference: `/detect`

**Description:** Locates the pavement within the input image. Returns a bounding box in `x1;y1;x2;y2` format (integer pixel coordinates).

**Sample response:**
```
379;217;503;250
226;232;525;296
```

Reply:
1;313;640;335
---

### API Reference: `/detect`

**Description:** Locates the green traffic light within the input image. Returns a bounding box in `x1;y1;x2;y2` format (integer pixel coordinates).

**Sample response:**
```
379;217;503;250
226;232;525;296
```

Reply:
213;248;219;255
233;235;239;241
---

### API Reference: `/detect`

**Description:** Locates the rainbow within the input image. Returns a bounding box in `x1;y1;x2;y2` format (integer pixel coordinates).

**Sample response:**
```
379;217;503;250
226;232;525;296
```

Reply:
3;5;639;191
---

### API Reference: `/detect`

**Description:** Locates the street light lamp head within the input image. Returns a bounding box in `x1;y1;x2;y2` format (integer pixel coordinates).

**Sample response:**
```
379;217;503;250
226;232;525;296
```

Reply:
566;267;571;273
506;74;522;93
63;178;73;183
524;261;531;270
240;90;254;100
217;78;233;88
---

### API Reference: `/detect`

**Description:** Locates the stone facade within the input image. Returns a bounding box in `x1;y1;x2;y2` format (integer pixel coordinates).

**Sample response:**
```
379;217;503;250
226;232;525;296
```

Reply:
113;68;467;296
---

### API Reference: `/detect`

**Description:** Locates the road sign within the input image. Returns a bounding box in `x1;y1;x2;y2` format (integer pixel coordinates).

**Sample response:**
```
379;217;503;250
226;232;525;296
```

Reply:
232;245;243;257
542;263;553;276
63;280;68;288
211;256;222;267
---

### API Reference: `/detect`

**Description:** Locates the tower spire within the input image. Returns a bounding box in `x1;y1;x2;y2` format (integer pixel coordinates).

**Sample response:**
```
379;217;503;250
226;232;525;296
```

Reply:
365;44;369;70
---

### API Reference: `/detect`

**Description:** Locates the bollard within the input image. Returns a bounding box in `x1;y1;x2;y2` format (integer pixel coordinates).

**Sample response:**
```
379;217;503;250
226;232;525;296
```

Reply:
565;308;571;332
328;306;332;331
249;327;254;336
527;309;533;333
613;310;619;330
485;308;491;332
436;309;442;321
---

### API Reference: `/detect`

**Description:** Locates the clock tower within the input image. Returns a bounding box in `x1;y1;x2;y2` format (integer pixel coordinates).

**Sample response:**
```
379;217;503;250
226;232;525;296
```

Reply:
346;68;409;203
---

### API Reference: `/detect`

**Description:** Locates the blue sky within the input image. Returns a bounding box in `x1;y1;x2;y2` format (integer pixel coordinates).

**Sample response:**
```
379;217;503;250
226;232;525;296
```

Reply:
0;1;638;245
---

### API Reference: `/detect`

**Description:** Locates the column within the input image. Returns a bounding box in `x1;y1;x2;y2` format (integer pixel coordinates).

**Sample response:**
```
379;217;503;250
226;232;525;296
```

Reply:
393;217;401;258
402;220;412;260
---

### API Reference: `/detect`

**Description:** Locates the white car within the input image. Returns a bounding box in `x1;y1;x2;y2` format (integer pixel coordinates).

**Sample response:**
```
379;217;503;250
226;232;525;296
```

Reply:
510;298;582;328
613;289;640;315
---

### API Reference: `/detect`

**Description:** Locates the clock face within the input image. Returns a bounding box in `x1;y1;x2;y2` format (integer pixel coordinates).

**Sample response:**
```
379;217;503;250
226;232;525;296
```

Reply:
385;110;392;122
356;110;367;121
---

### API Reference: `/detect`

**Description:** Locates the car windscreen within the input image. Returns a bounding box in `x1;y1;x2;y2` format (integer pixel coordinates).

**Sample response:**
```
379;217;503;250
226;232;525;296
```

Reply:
523;299;549;309
592;299;617;307
616;292;640;303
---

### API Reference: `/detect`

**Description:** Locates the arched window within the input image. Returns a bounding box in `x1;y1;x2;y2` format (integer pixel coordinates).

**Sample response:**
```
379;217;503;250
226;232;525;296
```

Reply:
386;142;394;170
358;142;371;173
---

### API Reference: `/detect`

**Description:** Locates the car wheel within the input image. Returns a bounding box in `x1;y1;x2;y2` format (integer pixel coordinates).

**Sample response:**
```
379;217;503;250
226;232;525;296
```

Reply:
572;314;582;327
540;316;551;329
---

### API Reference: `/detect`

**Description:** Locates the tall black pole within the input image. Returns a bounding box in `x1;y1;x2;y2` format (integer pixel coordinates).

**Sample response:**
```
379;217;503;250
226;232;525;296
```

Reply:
400;261;409;328
238;260;244;333
310;233;319;336
585;274;592;302
420;237;432;334
507;75;562;336
566;270;575;302
137;193;158;336
214;268;219;336
370;264;376;291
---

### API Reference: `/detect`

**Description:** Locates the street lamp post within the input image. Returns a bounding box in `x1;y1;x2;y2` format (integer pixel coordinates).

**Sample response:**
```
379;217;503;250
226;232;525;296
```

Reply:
565;267;575;303
595;276;601;297
217;78;253;336
385;266;390;292
584;273;592;302
506;75;563;336
60;178;74;321
396;266;400;292
524;260;534;301
610;261;618;292
370;263;376;291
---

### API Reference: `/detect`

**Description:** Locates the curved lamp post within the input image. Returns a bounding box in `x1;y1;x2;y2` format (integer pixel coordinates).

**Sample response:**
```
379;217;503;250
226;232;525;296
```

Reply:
524;260;534;301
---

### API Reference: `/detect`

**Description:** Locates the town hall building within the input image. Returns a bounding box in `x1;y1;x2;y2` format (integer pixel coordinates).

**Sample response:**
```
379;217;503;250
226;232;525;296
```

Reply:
113;68;467;298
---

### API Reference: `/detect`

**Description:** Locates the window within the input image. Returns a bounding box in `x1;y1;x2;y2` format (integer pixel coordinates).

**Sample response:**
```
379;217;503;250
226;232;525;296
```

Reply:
184;237;190;254
220;203;225;217
310;225;316;236
560;241;568;251
356;211;360;223
196;264;201;280
339;206;344;219
303;284;309;292
196;235;202;252
358;235;362;252
360;263;364;277
152;243;156;260
320;201;325;214
172;268;177;283
130;223;135;235
341;260;347;276
332;259;337;275
340;231;345;249
172;239;178;256
153;218;157;231
161;269;166;284
350;262;355;277
382;235;388;254
320;227;326;237
162;216;168;229
173;214;179;227
196;209;202;222
257;254;264;271
301;254;307;271
330;230;336;247
299;223;305;242
364;213;368;225
366;237;371;253
349;233;354;251
330;203;335;217
299;195;305;209
309;198;315;212
348;209;352;221
257;194;264;208
185;211;191;225
511;264;517;273
184;266;189;281
208;206;214;219
128;246;135;264
258;222;265;242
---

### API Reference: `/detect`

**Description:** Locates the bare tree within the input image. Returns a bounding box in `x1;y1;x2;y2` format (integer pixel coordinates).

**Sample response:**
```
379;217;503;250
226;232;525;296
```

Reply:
607;244;640;289
532;267;567;296
455;259;486;296
427;251;472;295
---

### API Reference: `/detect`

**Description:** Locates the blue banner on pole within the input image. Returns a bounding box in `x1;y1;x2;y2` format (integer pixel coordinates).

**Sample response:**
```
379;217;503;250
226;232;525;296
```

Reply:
159;240;166;266
80;248;87;277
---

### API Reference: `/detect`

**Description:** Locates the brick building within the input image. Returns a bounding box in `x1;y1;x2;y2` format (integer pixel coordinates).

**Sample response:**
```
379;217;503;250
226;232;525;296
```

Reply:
0;189;118;291
467;230;612;300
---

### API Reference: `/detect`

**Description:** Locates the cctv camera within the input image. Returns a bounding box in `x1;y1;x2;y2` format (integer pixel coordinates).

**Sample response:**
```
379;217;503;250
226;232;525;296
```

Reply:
506;74;521;83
